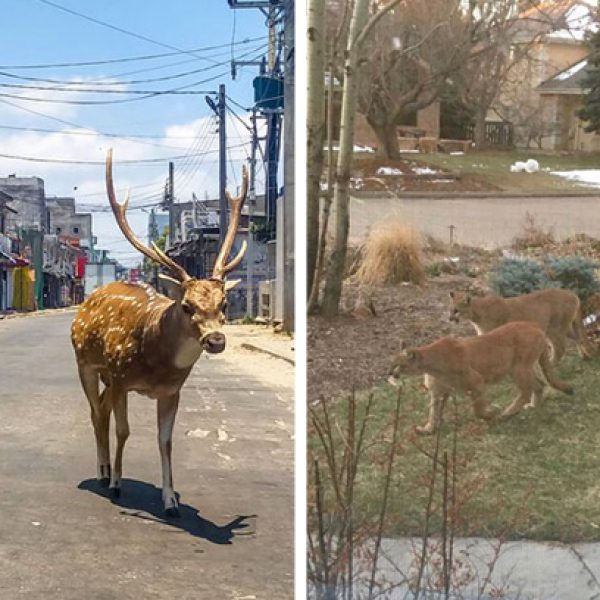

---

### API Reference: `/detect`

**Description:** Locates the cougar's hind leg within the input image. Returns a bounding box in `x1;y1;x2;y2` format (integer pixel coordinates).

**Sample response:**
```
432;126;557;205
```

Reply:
503;366;535;417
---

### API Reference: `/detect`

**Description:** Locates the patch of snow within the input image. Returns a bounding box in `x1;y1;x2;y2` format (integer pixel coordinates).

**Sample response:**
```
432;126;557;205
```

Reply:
555;59;587;81
376;166;403;176
323;144;375;153
449;151;464;155
551;169;600;187
412;166;438;176
432;179;455;183
525;159;540;173
401;149;420;153
510;159;539;173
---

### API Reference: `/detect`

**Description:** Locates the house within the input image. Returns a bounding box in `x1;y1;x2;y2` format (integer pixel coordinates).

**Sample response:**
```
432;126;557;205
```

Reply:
493;0;596;148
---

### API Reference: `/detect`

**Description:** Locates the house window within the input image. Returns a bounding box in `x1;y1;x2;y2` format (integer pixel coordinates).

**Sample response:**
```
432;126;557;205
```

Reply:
73;226;79;234
56;227;61;234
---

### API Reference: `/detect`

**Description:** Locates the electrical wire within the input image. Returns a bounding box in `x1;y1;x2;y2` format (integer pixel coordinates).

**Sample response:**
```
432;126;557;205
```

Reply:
0;37;264;70
36;0;234;63
0;43;268;88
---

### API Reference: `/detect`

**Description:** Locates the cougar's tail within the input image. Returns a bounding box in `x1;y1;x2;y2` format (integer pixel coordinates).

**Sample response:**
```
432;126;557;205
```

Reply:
537;339;574;396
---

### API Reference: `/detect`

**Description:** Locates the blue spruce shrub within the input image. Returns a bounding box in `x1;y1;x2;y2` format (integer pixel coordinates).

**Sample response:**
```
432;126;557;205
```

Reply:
489;258;554;297
545;256;600;300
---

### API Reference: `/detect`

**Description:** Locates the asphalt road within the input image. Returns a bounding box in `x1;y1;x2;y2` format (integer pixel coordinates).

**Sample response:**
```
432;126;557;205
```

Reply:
0;313;294;599
349;193;600;246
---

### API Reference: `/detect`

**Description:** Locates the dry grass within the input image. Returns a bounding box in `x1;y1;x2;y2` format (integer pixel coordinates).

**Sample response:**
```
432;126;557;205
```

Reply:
354;223;425;286
512;212;555;250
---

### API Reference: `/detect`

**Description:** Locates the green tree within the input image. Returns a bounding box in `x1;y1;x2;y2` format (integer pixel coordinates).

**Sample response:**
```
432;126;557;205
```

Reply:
578;29;600;133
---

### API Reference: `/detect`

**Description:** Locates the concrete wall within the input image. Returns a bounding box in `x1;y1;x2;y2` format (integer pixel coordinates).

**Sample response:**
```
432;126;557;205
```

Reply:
0;176;45;232
46;197;92;246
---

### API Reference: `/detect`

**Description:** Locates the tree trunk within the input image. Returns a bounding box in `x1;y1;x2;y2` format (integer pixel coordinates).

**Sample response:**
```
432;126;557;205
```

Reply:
308;44;336;314
473;106;487;149
370;118;400;159
321;0;371;318
307;0;327;299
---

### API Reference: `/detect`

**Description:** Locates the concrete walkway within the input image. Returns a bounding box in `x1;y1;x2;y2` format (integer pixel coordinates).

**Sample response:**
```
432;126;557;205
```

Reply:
364;537;600;600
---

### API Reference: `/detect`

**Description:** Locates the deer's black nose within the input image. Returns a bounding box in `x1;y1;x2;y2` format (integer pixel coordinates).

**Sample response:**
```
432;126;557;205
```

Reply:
204;332;226;354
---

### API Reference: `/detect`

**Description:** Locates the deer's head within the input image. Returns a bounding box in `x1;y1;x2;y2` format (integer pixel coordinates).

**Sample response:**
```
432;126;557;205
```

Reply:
106;149;248;354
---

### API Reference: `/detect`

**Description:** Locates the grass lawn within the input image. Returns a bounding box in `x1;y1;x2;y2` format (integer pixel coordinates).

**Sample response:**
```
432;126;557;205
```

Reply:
353;149;600;193
310;350;600;543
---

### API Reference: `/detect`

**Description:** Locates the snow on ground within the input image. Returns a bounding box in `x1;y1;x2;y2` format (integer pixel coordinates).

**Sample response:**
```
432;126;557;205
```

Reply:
376;166;403;176
551;169;600;187
412;166;439;175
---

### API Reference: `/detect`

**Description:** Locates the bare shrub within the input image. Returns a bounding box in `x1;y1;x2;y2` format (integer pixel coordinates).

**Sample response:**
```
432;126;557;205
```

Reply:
354;223;425;286
512;213;555;251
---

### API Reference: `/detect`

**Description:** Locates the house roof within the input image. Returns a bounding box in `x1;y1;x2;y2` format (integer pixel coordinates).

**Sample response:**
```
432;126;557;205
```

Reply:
537;57;589;93
519;0;597;42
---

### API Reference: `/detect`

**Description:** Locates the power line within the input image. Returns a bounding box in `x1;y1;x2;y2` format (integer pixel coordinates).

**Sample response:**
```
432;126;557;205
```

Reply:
0;37;264;70
0;71;228;105
0;43;268;87
36;0;242;63
0;143;250;166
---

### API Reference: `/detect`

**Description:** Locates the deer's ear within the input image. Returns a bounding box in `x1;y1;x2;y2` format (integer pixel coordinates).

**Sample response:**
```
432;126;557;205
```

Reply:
158;274;184;301
224;279;241;292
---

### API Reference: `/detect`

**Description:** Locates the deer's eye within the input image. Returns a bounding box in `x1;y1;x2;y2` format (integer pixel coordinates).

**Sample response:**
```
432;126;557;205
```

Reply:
182;302;194;315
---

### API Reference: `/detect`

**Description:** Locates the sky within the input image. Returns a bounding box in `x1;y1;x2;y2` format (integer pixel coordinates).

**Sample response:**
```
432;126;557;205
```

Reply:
0;1;269;265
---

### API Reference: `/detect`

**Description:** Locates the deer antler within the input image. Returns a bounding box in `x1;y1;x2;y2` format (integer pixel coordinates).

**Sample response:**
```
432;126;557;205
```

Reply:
213;165;249;281
106;149;190;282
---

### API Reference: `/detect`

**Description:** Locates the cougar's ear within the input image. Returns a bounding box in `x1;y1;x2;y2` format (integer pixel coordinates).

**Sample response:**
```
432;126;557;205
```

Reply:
158;273;184;301
449;291;455;299
400;340;408;352
224;279;241;292
466;294;472;305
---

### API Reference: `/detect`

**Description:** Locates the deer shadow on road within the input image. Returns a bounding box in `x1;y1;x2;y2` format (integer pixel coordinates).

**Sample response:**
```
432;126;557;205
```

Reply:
78;478;255;545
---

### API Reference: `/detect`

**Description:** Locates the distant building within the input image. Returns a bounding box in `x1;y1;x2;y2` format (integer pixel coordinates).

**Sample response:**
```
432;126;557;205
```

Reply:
45;197;92;248
0;175;45;231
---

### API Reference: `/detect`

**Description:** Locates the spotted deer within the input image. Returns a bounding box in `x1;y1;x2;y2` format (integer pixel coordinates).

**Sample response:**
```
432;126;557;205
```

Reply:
71;149;247;516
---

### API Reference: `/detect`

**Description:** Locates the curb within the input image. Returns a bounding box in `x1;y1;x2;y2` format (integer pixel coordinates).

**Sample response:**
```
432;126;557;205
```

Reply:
240;342;295;366
0;307;78;321
352;190;600;200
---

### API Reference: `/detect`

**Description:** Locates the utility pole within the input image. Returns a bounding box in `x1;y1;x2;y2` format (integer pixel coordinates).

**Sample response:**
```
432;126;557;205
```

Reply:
247;108;258;317
282;0;294;332
167;161;175;247
218;84;228;246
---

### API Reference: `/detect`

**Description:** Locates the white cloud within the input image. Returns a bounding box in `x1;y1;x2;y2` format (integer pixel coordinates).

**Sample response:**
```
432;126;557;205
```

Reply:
0;112;266;266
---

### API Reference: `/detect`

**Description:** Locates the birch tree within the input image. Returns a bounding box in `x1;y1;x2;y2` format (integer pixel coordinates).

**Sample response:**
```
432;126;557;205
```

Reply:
307;0;327;298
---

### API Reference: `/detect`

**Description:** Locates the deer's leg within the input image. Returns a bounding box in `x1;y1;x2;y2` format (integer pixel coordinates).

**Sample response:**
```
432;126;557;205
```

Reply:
78;364;112;485
110;390;129;498
157;393;180;517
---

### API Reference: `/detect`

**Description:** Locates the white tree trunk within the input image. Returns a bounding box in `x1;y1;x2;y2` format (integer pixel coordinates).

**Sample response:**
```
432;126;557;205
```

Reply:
307;0;327;299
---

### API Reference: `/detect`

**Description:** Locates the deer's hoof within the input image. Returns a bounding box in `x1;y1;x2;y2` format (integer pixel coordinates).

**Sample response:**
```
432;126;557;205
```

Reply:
165;507;180;518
